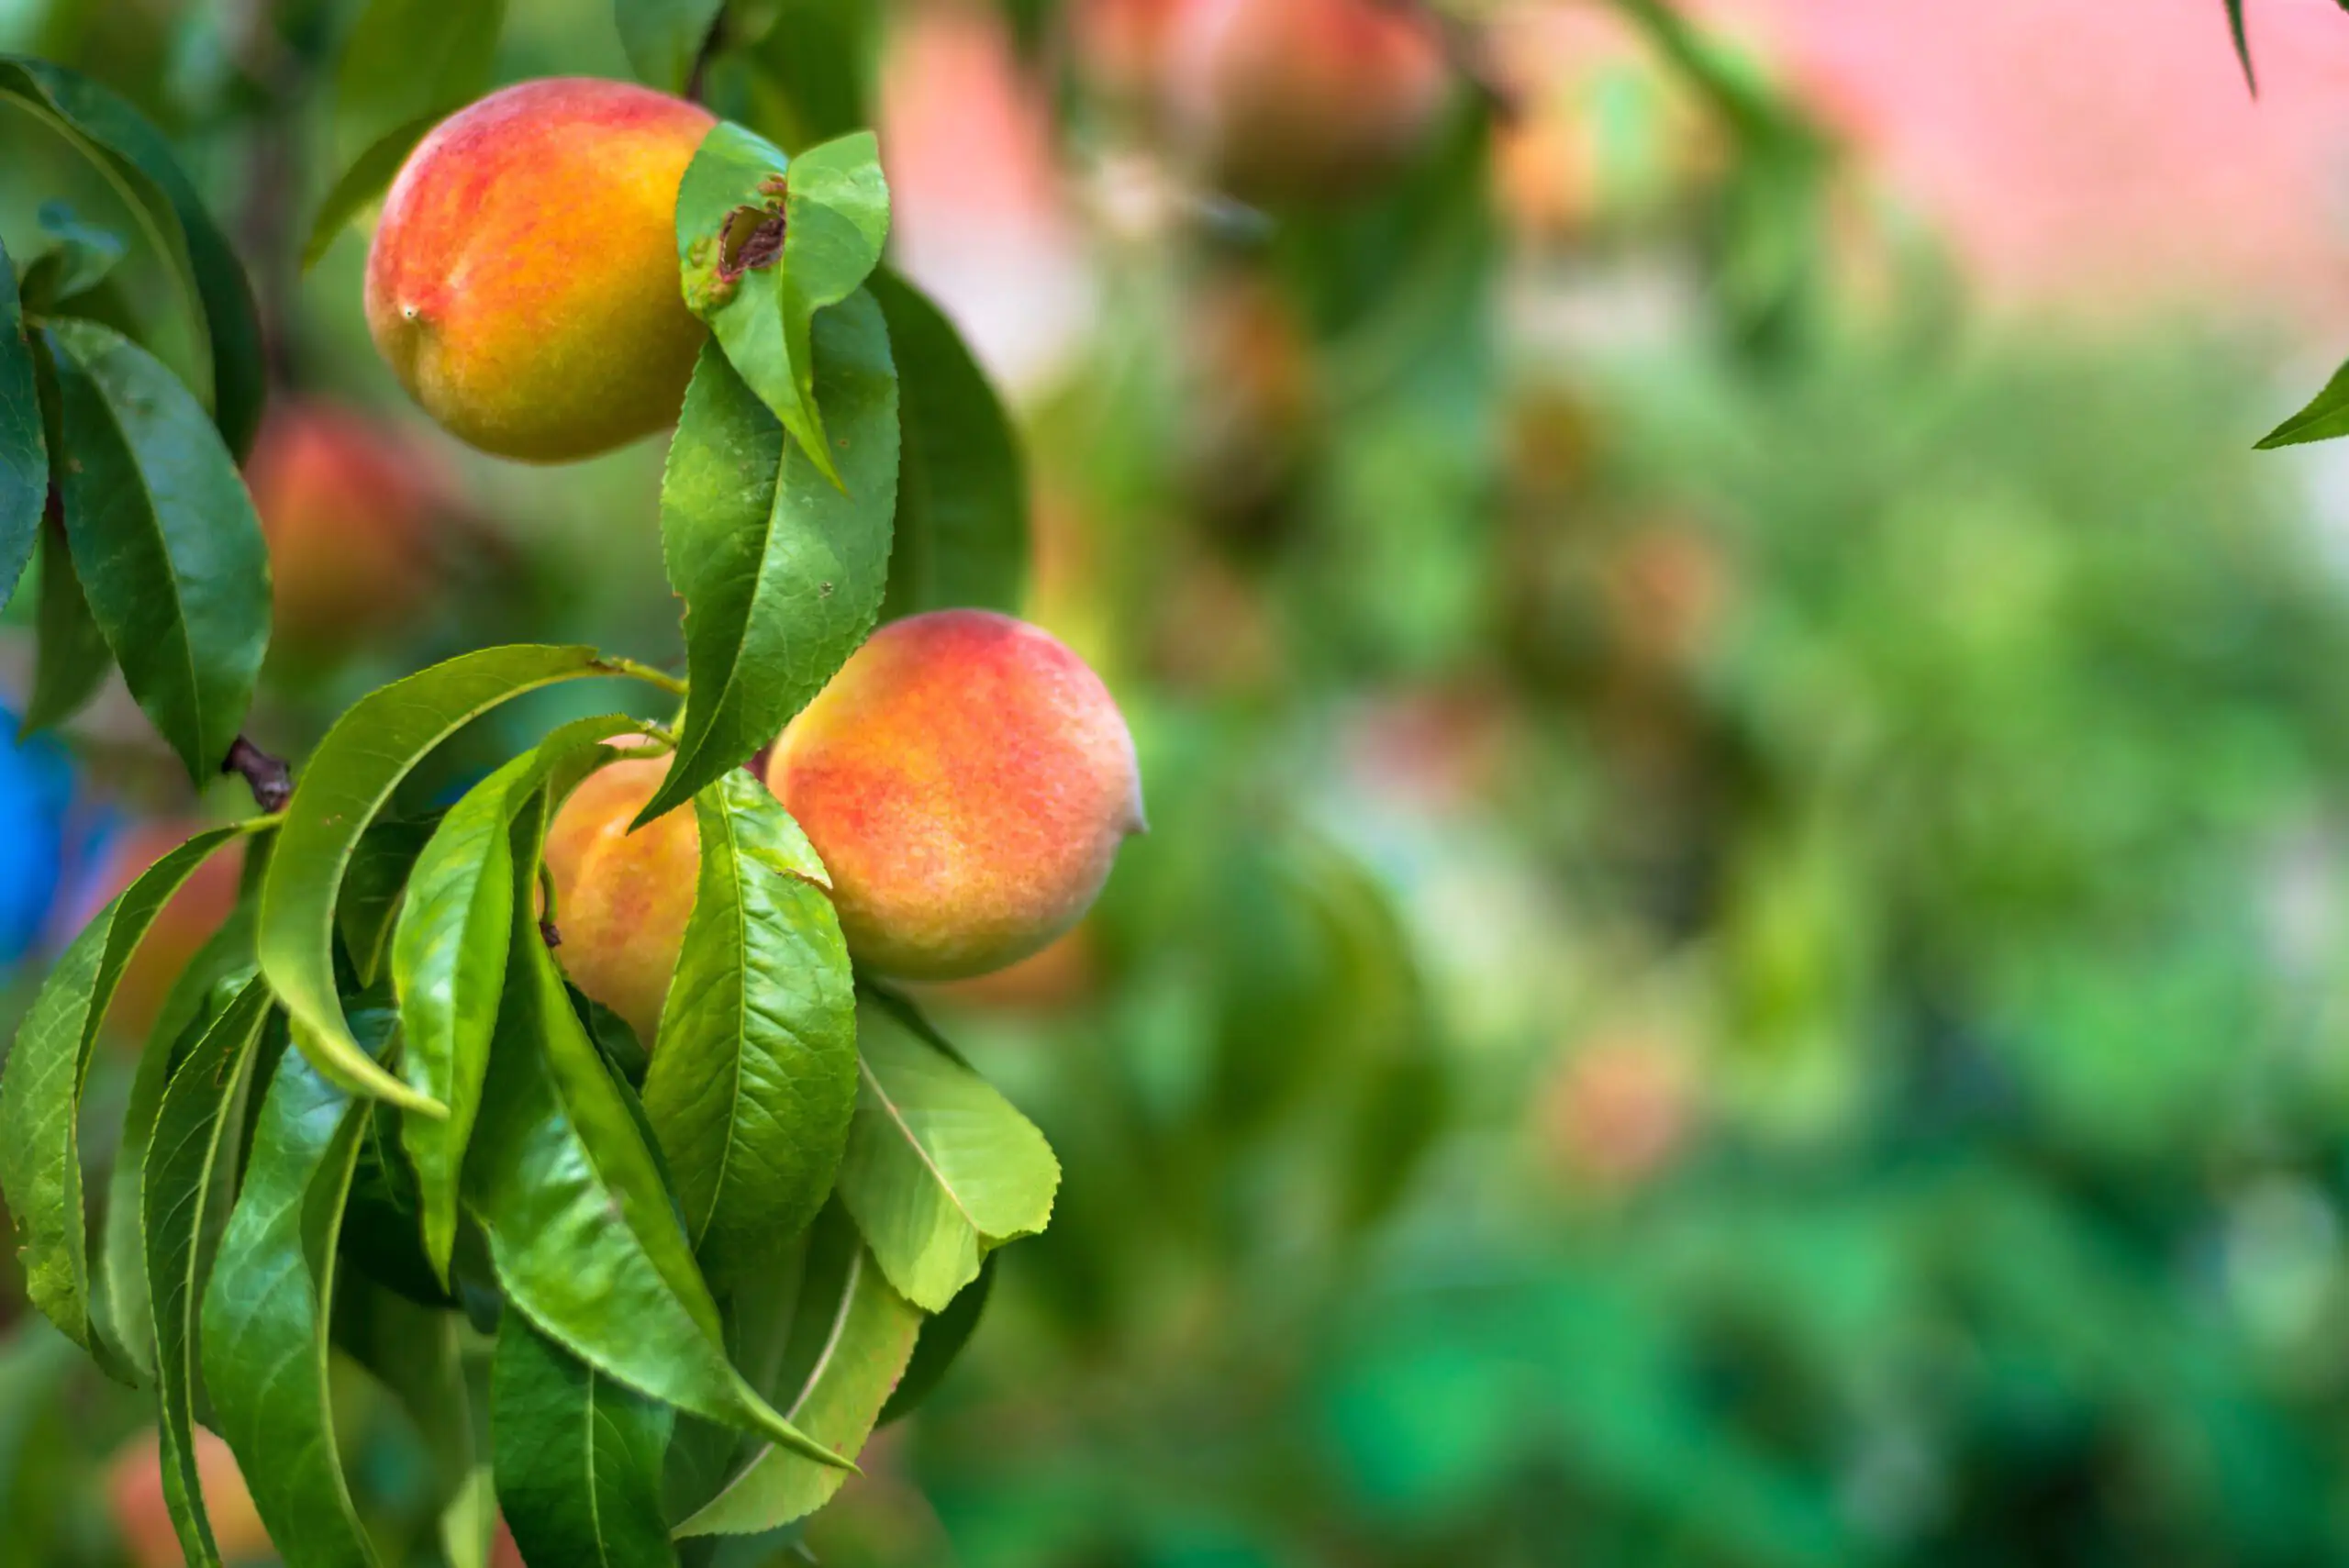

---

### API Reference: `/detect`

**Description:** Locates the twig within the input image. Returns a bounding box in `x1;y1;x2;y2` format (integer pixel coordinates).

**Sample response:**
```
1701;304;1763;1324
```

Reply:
222;734;294;813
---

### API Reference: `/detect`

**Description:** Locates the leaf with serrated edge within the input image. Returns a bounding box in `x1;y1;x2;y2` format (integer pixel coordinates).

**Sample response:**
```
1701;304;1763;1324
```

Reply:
40;319;268;784
645;771;855;1276
872;269;1026;621
0;824;245;1372
678;1206;920;1536
395;713;657;1284
641;291;898;823
879;1249;995;1427
200;1033;379;1568
494;1312;676;1566
145;976;272;1568
463;840;849;1470
2259;354;2349;450
258;643;622;1112
0;236;44;601
617;0;725;95
834;993;1058;1312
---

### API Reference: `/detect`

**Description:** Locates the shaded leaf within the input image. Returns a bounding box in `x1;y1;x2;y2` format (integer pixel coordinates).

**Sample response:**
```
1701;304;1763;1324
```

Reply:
644;770;855;1277
2258;355;2349;450
644;291;899;823
835;993;1058;1312
0;824;245;1373
332;0;505;161
2227;0;2255;94
493;1312;676;1567
0;236;44;602
742;0;878;150
339;812;440;990
878;1250;995;1427
40;317;269;782
0;57;266;456
200;1032;380;1568
24;511;108;733
618;0;725;95
872;269;1027;620
395;713;655;1284
144;976;273;1568
19;199;128;309
258;643;618;1112
465;841;847;1469
675;127;888;486
678;1205;921;1536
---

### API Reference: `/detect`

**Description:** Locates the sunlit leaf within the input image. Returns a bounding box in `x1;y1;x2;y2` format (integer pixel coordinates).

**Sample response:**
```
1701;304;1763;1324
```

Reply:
257;643;618;1112
0;824;245;1373
834;991;1058;1312
678;1206;919;1535
645;770;855;1278
144;977;273;1568
642;290;898;823
2257;355;2349;450
201;1035;380;1568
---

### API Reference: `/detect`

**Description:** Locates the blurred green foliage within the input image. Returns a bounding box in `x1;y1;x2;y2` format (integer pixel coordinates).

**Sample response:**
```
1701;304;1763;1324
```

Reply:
9;0;2349;1564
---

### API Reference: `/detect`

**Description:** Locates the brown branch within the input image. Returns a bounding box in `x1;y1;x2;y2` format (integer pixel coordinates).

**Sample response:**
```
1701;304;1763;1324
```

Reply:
222;735;294;813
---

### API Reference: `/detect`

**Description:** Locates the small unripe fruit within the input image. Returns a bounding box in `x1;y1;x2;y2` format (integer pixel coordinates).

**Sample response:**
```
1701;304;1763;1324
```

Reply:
106;1426;271;1568
365;78;716;462
766;611;1144;982
541;753;699;1045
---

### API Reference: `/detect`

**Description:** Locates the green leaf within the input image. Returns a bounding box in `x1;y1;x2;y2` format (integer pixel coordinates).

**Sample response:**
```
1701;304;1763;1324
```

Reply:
339;813;439;990
395;713;655;1284
872;269;1027;620
24;512;111;732
258;643;618;1112
39;317;268;782
465;862;849;1469
493;1312;677;1567
618;0;725;95
20;199;128;309
0;237;44;602
0;824;246;1373
200;1031;381;1568
878;1249;995;1427
676;1205;921;1535
0;57;267;457
332;0;506;160
2227;0;2255;94
644;771;855;1277
303;114;440;272
741;0;878;150
2258;355;2349;450
834;993;1059;1312
644;289;899;823
144;976;273;1568
674;126;889;487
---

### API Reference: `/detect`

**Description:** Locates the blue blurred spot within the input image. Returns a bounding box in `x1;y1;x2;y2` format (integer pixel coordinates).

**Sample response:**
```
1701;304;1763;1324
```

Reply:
0;711;73;964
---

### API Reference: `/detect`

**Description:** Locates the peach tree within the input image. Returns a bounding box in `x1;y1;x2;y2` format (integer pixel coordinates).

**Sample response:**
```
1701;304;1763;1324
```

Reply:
0;3;1125;1561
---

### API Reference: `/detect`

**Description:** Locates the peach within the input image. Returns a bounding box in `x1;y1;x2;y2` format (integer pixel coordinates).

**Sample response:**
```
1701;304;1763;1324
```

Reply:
244;403;444;662
1166;0;1453;204
541;752;699;1046
106;1425;272;1568
766;611;1144;982
365;78;716;462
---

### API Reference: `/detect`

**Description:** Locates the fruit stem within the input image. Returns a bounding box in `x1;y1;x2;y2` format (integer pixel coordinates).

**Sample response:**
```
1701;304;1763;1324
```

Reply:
605;657;688;696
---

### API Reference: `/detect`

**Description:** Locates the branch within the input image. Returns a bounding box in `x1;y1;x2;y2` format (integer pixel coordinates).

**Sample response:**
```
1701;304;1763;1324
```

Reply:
222;734;294;813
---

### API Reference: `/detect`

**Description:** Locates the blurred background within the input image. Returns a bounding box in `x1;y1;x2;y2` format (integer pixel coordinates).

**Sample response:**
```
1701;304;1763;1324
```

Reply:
9;0;2349;1562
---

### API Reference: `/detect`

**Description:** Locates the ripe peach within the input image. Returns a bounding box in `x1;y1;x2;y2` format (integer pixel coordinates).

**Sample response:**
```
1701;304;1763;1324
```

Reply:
365;78;716;462
541;752;699;1046
765;611;1144;982
106;1425;272;1568
244;403;444;662
1165;0;1453;204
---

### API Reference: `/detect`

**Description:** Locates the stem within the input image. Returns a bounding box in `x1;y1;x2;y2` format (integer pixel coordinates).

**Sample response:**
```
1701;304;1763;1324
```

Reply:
601;656;689;696
222;735;294;813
